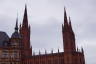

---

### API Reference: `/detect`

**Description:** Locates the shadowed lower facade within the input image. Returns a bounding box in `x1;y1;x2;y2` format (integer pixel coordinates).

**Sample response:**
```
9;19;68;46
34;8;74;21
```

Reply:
0;6;85;64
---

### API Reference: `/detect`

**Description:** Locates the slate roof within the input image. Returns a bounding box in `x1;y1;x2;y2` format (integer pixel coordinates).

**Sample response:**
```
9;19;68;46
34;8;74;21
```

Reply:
11;31;21;39
0;31;9;46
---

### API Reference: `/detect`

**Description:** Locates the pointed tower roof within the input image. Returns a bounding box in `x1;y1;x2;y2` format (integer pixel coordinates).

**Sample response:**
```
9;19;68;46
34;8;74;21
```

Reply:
63;7;69;32
69;17;75;36
69;17;72;28
64;7;68;25
11;16;21;39
62;7;70;36
22;4;28;28
15;17;18;32
69;17;73;31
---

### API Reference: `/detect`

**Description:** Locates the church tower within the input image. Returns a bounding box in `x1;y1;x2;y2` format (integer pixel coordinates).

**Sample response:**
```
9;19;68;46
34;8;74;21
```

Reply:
19;5;32;57
11;16;21;48
62;8;76;52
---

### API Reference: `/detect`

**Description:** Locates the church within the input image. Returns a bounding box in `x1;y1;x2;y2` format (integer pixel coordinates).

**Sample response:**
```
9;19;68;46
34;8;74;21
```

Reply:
0;5;85;64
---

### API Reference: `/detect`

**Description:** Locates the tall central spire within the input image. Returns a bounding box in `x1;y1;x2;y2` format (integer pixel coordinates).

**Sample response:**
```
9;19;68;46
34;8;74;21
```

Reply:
22;5;28;28
20;4;32;56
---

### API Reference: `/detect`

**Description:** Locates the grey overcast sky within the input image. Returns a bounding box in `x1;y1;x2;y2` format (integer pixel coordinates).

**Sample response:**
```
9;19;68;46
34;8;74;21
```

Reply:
0;0;96;64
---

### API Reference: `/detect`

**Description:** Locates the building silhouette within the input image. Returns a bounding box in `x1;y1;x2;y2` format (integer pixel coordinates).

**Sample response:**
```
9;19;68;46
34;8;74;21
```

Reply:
0;5;85;64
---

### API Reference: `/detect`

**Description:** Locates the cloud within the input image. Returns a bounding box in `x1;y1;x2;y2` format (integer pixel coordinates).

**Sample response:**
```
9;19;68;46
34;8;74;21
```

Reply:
0;0;95;64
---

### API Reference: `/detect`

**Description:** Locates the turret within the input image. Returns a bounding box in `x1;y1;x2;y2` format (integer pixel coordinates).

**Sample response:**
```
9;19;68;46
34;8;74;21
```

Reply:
11;16;21;39
11;16;21;48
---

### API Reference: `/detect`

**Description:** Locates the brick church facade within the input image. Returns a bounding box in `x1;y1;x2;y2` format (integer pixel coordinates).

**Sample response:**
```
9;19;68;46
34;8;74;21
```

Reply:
0;5;85;64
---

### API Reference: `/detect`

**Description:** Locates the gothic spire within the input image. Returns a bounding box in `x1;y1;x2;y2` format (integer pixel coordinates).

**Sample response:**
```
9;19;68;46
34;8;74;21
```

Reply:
15;16;18;32
11;15;21;39
69;17;75;40
69;17;74;33
22;4;28;28
69;17;72;29
64;7;68;25
63;7;69;33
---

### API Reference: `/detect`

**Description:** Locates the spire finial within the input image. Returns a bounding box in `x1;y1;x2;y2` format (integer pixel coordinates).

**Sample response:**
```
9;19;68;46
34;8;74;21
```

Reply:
25;3;27;10
69;17;72;26
64;7;68;28
33;51;35;56
81;47;84;53
45;49;47;54
68;16;75;35
22;4;28;28
51;49;53;54
15;14;18;32
39;50;41;55
64;7;68;23
64;7;66;12
69;17;72;29
58;48;59;53
25;4;27;15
